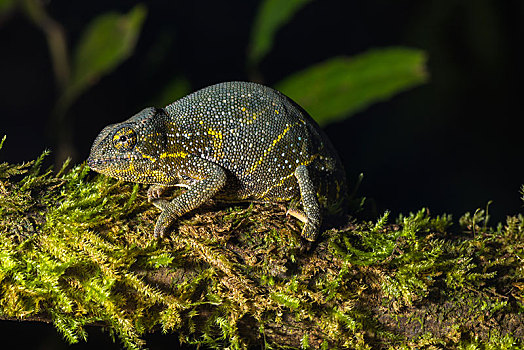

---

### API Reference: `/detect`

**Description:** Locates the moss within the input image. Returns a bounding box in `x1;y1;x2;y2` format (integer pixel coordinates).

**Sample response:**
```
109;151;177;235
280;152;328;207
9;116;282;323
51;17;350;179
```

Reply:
0;140;523;349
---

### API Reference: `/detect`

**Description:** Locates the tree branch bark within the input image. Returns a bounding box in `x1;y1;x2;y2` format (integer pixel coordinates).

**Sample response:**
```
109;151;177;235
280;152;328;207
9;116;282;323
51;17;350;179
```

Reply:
0;161;523;349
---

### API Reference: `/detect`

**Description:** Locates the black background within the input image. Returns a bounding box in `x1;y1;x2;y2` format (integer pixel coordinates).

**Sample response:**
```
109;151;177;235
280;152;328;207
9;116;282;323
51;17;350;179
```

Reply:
0;0;523;348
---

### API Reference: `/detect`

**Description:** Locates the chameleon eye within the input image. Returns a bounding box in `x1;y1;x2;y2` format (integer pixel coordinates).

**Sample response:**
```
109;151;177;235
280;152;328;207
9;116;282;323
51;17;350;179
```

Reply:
112;126;137;151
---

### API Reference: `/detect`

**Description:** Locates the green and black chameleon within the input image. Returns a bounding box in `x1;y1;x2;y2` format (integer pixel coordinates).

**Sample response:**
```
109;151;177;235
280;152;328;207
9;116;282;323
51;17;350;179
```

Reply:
88;81;347;241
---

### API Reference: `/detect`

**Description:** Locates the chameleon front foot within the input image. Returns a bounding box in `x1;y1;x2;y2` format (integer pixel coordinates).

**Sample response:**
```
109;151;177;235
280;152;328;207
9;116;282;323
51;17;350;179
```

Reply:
150;198;178;238
147;184;169;201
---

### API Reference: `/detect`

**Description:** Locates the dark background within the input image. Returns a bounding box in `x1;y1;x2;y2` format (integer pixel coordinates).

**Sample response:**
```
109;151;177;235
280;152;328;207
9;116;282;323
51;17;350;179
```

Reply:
0;0;523;348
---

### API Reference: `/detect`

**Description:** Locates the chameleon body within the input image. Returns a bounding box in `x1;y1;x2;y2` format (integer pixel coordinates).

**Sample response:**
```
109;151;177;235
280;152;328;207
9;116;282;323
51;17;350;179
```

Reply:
87;81;347;241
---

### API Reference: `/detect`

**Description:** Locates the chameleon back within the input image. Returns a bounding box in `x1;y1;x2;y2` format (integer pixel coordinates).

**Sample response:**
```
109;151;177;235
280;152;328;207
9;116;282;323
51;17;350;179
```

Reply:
164;81;347;214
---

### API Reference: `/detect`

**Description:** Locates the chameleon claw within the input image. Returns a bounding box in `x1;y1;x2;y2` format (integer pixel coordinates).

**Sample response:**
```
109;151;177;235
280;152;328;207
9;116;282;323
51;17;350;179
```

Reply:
148;184;168;201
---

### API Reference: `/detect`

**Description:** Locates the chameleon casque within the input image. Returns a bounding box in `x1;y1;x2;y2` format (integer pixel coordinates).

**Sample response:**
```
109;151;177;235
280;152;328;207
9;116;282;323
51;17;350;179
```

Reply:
87;81;347;241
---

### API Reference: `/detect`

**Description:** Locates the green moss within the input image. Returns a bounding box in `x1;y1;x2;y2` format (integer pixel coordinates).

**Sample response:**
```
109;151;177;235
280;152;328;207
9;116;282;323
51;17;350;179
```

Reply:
0;141;523;349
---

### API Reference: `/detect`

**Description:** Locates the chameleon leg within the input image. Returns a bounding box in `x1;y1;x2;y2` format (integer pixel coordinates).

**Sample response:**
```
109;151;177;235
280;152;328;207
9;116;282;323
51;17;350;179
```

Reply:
150;158;227;238
294;165;321;241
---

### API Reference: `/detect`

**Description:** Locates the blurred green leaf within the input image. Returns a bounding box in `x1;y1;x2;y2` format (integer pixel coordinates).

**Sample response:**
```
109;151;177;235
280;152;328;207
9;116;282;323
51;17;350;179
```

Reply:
71;4;147;91
275;47;428;126
152;76;191;107
248;0;312;67
56;4;147;116
0;0;16;13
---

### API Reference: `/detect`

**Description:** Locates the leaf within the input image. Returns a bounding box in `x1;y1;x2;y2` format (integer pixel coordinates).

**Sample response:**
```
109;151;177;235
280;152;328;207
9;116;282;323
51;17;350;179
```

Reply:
151;76;191;107
56;4;147;115
248;0;312;67
0;0;16;14
274;47;428;126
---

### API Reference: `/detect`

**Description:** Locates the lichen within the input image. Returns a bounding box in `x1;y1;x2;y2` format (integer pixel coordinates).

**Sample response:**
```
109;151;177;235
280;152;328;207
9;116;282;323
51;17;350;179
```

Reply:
0;139;523;349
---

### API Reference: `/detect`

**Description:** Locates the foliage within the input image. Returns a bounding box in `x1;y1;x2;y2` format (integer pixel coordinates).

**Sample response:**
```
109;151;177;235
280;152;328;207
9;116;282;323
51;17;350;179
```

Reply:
0;0;147;165
56;4;147;116
0;0;15;12
2;1;147;119
275;48;428;126
248;0;428;126
0;141;522;349
248;0;312;67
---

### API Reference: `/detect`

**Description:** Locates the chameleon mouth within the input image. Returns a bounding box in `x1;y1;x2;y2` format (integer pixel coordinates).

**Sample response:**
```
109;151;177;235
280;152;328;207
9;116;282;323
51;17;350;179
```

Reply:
87;156;131;170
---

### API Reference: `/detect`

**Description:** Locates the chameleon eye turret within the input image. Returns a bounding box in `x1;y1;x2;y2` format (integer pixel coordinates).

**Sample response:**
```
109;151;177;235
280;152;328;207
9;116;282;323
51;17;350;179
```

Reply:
112;127;137;151
87;81;347;242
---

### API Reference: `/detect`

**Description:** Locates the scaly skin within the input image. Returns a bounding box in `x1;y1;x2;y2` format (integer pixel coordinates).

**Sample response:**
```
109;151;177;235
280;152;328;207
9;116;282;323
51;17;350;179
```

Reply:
87;81;347;241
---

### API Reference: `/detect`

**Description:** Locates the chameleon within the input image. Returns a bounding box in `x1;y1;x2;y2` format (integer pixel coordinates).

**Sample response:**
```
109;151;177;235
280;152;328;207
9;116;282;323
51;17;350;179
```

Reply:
87;81;347;241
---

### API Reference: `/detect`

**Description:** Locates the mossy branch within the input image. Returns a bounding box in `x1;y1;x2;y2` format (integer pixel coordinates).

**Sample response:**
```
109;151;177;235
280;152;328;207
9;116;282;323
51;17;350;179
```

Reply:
1;146;523;349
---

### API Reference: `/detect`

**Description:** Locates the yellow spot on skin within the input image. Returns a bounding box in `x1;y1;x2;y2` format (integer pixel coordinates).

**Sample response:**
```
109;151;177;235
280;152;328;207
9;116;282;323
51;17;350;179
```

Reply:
199;120;203;125
139;152;157;161
160;151;188;159
207;128;223;139
259;172;294;198
241;107;246;112
109;161;137;180
207;128;223;158
275;109;279;114
150;170;170;182
243;112;259;125
245;122;299;175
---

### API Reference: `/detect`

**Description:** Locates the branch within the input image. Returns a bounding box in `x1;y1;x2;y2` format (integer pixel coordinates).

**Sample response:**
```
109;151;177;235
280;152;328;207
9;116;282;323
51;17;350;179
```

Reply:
0;153;523;349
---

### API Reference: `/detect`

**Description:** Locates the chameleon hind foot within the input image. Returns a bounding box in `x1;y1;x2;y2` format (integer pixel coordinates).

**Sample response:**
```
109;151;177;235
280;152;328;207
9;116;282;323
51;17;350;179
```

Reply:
294;165;321;242
287;208;318;245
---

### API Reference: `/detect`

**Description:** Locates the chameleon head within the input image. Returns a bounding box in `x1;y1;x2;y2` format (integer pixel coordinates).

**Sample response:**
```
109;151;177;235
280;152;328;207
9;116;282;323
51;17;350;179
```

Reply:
87;107;169;184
